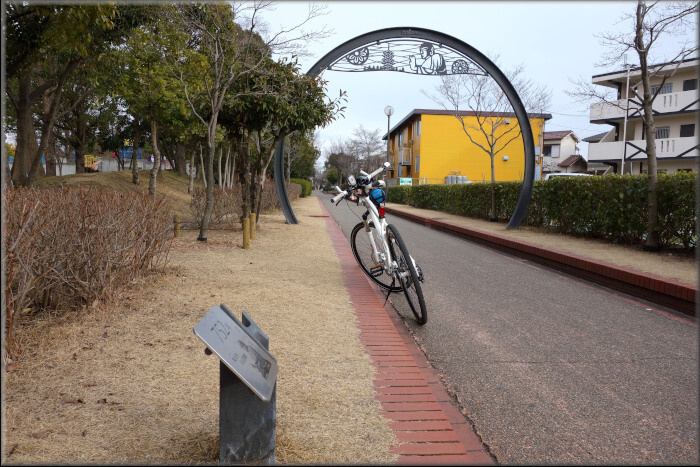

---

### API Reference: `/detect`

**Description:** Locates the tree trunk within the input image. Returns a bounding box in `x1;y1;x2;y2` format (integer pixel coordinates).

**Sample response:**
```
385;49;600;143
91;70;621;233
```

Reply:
188;150;195;193
635;3;660;251
199;143;207;188
45;134;57;176
237;134;251;220
217;143;223;190
223;142;230;188
229;140;237;188
26;60;79;187
74;140;87;175
175;143;187;176
490;154;496;221
132;128;141;184
198;127;217;241
10;74;34;185
642;101;660;250
74;113;87;175
148;118;161;197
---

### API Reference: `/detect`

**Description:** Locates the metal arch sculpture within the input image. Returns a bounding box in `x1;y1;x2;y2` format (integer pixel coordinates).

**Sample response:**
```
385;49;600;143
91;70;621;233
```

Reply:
274;27;535;230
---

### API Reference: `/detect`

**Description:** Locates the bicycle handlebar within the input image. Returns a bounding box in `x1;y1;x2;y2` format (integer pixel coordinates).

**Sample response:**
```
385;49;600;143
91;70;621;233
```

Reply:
332;186;347;204
331;162;389;206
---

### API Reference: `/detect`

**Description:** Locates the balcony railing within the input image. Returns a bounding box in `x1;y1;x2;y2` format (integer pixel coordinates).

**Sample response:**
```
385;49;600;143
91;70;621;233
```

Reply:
590;90;699;121
398;147;412;165
588;136;699;162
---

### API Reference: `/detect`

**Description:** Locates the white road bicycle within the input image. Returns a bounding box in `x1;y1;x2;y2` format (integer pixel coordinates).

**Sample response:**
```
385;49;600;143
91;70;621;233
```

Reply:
332;162;427;325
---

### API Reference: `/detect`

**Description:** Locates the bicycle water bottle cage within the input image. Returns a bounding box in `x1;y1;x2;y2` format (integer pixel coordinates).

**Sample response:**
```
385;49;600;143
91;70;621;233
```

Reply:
370;188;385;206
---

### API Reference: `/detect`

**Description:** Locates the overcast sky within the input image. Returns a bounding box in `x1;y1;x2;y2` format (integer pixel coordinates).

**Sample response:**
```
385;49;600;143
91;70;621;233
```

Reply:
256;0;697;165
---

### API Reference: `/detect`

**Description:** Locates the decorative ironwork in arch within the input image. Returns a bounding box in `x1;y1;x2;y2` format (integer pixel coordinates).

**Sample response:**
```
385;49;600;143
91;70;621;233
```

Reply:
328;39;488;76
274;27;535;230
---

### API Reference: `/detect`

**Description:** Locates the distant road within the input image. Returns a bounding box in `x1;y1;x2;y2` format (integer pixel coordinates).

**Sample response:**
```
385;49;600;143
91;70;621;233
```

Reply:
317;191;698;465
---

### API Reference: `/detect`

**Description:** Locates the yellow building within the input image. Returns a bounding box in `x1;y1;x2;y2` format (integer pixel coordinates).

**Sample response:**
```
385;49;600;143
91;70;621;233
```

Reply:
383;109;551;184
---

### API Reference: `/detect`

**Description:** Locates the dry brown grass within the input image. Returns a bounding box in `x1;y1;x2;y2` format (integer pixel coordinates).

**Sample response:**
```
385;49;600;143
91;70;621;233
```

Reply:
34;169;198;223
2;195;398;465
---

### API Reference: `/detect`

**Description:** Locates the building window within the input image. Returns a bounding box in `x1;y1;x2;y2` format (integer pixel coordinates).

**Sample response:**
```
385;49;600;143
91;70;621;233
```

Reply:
657;169;667;175
683;79;698;91
655;126;670;139
651;83;673;95
678;168;693;173
398;131;403;146
680;124;695;138
417;119;421;136
544;144;560;158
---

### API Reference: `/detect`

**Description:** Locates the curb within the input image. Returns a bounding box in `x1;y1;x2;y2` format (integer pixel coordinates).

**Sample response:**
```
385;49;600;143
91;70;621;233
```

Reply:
318;199;495;465
384;206;697;318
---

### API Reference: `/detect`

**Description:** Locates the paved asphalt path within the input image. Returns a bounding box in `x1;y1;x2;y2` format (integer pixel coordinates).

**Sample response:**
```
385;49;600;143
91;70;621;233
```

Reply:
316;191;699;465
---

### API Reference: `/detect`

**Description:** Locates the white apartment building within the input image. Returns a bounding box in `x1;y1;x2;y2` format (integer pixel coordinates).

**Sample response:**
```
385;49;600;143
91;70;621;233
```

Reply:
587;58;699;174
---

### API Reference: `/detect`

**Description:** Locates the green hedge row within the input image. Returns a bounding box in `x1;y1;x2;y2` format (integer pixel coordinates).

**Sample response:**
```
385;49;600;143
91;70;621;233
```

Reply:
387;172;697;248
290;178;313;197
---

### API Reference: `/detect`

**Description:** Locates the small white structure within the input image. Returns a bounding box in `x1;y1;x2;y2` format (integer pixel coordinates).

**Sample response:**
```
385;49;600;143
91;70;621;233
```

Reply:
541;130;580;176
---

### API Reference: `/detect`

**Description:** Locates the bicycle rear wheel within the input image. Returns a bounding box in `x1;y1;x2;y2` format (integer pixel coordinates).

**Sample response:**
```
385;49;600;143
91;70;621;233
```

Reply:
350;221;402;292
386;224;427;325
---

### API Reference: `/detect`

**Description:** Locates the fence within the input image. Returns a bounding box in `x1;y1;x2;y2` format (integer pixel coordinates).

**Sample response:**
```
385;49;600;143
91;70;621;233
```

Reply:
386;177;489;186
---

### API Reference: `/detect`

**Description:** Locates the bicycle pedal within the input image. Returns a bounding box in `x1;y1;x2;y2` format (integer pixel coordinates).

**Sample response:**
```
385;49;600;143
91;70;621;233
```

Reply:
415;264;424;282
370;265;384;277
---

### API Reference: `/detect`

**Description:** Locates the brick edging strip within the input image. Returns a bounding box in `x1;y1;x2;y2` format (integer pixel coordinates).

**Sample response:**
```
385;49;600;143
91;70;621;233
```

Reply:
317;198;495;465
385;206;697;318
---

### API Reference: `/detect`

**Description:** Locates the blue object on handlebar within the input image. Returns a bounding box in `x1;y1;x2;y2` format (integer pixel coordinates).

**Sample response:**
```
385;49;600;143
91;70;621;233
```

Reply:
370;188;385;205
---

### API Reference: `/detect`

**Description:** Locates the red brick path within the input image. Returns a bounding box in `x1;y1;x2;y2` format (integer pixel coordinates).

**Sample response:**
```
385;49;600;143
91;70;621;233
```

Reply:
317;199;494;465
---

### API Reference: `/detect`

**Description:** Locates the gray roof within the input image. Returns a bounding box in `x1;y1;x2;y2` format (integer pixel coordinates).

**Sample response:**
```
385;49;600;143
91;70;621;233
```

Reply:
582;132;609;143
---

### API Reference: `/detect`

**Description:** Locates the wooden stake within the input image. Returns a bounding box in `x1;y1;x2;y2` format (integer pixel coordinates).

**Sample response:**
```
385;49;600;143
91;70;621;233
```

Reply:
242;217;250;249
250;213;256;241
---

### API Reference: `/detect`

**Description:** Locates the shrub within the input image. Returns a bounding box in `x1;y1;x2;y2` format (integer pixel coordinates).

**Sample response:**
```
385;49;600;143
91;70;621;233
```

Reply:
290;178;313;197
190;182;302;225
3;186;173;356
386;173;696;248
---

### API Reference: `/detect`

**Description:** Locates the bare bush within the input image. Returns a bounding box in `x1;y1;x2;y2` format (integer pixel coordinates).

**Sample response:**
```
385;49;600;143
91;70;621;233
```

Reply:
3;186;173;357
190;182;301;227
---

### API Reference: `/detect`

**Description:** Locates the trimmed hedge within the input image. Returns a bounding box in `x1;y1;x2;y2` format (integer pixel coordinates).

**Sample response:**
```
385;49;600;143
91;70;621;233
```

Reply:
387;172;697;248
290;178;313;197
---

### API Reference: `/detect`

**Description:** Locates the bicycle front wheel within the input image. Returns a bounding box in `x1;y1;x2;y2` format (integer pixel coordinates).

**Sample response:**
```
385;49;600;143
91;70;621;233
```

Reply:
386;224;427;325
350;221;402;292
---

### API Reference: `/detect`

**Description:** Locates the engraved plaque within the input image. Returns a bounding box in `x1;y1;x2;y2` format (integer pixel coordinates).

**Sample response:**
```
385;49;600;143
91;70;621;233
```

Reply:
194;306;278;402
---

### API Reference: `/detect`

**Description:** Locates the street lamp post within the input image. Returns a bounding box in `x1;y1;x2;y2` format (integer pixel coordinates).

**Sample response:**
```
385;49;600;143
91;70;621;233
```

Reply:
384;105;394;181
621;58;631;175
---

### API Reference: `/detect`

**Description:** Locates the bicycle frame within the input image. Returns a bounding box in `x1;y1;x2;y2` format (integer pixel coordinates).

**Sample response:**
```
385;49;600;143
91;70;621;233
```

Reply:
355;193;397;280
333;162;406;284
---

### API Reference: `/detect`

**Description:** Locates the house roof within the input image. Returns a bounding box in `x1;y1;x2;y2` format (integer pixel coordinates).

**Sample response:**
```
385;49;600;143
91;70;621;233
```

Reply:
544;130;579;142
382;108;553;140
591;57;698;81
582;131;610;143
557;154;585;168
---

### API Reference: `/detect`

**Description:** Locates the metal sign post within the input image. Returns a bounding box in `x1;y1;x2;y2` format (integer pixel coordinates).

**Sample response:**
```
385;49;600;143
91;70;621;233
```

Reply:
194;305;278;464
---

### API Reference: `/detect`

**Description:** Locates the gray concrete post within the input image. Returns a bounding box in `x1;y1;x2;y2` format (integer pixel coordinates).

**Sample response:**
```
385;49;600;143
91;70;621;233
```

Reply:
218;311;276;464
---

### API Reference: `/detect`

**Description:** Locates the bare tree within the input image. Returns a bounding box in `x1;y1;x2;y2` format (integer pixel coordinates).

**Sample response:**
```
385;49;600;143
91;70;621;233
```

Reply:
324;138;360;185
347;124;386;170
567;1;698;251
424;61;551;220
159;2;331;241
